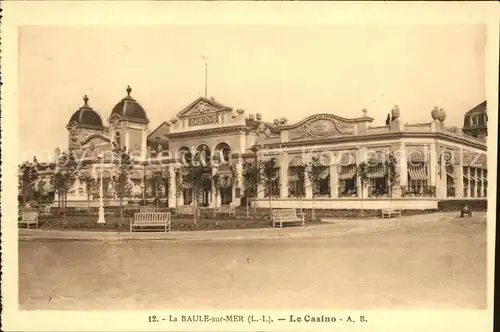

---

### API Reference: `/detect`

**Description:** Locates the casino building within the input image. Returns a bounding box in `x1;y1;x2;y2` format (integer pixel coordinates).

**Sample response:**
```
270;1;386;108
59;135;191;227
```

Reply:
31;86;488;211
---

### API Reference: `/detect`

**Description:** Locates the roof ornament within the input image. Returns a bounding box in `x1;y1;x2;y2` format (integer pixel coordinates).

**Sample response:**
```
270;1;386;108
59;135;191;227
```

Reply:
83;95;89;106
126;85;132;97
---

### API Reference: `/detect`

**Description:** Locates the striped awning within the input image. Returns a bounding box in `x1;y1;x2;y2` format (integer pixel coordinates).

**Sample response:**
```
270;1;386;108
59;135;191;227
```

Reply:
408;166;428;180
339;153;356;166
366;165;387;178
408;150;426;163
289;156;304;167
338;165;356;180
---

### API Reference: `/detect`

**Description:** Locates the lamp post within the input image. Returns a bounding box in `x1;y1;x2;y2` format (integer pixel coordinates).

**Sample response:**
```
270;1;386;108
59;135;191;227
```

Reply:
97;154;106;224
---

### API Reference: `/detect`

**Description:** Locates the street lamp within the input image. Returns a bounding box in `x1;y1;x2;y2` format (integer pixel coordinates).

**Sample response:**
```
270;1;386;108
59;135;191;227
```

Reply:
97;153;106;224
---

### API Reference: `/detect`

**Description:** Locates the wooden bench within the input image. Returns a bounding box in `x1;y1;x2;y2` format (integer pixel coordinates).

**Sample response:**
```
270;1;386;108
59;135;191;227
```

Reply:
381;209;402;218
216;205;236;217
176;205;195;215
130;212;171;232
272;209;305;228
19;211;39;229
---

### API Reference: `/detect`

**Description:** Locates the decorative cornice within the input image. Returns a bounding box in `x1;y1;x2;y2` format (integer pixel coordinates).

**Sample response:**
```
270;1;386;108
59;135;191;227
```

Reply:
166;125;248;139
260;131;487;151
281;113;374;130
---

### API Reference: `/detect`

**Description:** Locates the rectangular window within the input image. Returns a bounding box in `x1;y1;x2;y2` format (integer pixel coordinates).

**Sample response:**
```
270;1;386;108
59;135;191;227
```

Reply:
183;188;193;205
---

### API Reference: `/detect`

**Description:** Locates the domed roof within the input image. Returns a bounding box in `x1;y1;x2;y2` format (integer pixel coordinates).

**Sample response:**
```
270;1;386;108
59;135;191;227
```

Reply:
110;86;149;123
465;101;487;116
68;95;104;128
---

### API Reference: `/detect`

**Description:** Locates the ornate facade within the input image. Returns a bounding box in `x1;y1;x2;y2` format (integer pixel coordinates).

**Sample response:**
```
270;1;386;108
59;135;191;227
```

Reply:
31;88;488;211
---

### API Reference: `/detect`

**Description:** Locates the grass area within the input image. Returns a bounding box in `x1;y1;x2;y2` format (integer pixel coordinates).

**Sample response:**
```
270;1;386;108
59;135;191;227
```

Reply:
34;214;324;232
19;214;486;310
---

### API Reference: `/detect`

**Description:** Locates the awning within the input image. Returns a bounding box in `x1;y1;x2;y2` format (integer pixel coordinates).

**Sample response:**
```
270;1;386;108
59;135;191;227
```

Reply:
339;153;356;166
408;150;426;163
463;152;487;169
366;167;387;179
338;165;356;180
408;167;428;180
289;156;304;167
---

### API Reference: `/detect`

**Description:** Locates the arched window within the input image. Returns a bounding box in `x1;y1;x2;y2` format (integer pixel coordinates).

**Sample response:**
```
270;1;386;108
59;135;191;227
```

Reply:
288;157;305;198
196;144;211;166
338;152;357;197
365;151;388;197
214;142;231;164
406;150;430;197
311;154;330;197
177;147;192;165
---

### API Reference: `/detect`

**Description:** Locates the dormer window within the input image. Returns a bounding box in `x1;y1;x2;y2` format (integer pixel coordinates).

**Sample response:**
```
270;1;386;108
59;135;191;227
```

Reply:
471;115;478;126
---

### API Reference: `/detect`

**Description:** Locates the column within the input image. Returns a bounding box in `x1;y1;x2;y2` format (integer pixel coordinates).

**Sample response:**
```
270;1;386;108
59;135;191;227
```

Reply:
477;168;482;198
356;147;364;199
234;163;243;206
399;142;408;186
141;128;147;160
467;167;472;197
168;165;176;209
330;164;338;198
429;144;437;187
279;153;289;199
305;176;313;199
455;149;464;198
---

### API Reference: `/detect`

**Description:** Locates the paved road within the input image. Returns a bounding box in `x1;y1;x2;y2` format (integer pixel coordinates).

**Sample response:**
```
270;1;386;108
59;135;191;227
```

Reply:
19;212;486;310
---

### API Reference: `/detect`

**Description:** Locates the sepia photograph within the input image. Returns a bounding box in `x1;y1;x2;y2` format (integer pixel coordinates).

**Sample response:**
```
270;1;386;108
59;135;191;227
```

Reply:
1;2;497;332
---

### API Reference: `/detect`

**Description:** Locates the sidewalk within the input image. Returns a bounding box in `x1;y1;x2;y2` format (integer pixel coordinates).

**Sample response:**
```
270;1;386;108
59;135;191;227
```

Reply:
18;212;462;242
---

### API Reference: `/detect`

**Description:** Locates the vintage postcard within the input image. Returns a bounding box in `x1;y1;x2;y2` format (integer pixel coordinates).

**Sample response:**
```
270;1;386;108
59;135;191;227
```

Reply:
1;1;498;331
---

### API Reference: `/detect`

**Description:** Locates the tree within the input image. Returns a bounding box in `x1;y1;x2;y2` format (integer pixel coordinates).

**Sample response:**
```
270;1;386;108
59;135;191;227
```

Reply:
242;161;260;218
112;147;134;224
182;162;210;225
78;172;97;210
386;151;399;197
18;158;39;207
307;156;327;222
212;172;221;217
259;158;280;216
356;161;370;218
52;150;79;221
148;169;171;209
289;163;306;216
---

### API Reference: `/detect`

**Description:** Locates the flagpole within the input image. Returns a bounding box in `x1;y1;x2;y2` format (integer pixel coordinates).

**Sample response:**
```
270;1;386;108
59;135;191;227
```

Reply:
204;61;208;98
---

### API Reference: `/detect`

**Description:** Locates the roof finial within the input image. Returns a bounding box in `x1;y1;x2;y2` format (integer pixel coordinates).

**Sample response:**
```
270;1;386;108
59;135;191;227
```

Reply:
83;95;89;105
126;85;132;96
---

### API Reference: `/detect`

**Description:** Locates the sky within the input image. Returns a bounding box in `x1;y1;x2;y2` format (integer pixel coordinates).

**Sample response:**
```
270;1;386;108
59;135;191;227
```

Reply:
18;24;486;161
